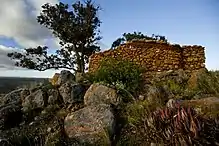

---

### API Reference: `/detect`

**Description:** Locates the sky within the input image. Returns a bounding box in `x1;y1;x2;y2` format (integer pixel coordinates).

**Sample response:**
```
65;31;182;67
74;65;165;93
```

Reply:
0;0;218;78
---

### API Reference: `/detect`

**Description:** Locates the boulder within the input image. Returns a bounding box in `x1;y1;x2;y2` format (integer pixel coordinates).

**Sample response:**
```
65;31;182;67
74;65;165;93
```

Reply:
57;70;75;86
84;83;119;106
1;88;28;105
49;70;75;86
20;89;30;102
47;89;60;104
22;89;47;112
0;103;22;130
146;85;173;104
59;82;85;104
64;104;115;145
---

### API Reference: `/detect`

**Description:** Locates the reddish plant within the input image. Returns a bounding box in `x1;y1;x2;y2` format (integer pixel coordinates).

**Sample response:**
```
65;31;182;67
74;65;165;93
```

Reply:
145;105;219;145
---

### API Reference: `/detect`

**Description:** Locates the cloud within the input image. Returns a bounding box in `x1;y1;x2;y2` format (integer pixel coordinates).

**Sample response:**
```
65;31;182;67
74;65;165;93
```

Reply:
0;45;24;70
0;0;59;48
0;45;17;69
0;45;62;78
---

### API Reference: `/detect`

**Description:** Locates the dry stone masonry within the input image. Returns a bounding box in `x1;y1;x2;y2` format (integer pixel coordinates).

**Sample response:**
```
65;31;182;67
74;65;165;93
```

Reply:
88;40;205;82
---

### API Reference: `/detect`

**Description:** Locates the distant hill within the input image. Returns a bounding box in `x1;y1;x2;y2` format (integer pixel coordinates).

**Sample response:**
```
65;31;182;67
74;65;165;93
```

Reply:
0;76;49;94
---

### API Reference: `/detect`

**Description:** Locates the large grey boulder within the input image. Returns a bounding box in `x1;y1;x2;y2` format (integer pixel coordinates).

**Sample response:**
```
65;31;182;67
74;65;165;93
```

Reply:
59;82;85;104
22;89;47;112
1;88;29;105
84;83;120;106
64;104;115;145
47;89;60;104
146;85;174;104
57;70;75;86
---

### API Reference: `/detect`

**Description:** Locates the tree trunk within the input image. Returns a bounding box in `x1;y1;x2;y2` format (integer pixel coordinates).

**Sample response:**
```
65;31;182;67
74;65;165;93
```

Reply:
75;51;82;73
75;51;85;75
81;53;85;74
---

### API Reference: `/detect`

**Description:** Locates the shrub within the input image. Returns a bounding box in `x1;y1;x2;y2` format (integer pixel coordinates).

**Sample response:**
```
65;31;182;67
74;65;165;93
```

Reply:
117;102;219;145
116;100;163;145
146;105;219;145
87;57;145;95
196;70;219;96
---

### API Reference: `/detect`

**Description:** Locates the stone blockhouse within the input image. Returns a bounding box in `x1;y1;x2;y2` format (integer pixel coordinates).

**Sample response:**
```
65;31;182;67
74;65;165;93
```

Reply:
88;40;205;82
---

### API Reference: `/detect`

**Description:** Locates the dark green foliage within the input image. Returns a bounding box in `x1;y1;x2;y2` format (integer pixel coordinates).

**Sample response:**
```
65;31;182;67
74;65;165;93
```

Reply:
8;0;101;74
87;57;145;95
111;32;168;49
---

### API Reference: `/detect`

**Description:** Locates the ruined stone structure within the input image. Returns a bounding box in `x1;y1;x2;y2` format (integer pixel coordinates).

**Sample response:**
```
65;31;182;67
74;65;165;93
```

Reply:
88;40;205;82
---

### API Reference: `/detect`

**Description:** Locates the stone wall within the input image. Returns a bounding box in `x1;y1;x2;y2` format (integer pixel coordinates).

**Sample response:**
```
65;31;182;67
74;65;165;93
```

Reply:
88;40;205;81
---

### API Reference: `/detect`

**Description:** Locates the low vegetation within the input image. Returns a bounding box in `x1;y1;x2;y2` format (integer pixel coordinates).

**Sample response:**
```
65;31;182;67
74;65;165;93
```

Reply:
117;101;219;145
86;57;145;96
84;56;219;145
196;70;219;96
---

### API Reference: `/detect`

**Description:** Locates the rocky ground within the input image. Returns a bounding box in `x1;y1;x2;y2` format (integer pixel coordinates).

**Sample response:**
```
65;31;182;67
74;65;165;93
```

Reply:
0;69;219;146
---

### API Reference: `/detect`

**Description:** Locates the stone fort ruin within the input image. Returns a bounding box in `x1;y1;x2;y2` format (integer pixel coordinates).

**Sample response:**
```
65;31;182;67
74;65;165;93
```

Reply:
88;39;205;82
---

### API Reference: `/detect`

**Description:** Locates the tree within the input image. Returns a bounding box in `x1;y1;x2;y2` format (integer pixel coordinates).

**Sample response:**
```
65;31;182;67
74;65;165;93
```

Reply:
7;0;102;74
111;31;167;49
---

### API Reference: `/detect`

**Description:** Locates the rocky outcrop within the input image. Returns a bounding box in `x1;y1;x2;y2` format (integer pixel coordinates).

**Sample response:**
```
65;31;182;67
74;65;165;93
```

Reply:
59;82;86;104
0;71;120;145
57;70;75;85
64;104;115;145
1;69;219;145
47;89;60;104
84;83;119;106
49;70;75;86
1;88;29;105
63;83;120;145
146;85;174;104
22;89;47;112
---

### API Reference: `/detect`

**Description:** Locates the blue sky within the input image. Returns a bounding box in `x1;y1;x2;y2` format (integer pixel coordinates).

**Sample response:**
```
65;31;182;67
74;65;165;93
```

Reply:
0;0;218;77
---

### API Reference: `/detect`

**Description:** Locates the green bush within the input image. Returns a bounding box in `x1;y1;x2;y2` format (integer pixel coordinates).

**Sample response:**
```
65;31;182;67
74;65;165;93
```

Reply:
196;70;219;96
87;57;145;95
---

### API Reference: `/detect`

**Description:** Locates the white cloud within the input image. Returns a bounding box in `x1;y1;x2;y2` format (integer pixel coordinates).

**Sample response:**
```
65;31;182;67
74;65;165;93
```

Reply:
0;0;59;48
0;45;61;78
0;45;19;70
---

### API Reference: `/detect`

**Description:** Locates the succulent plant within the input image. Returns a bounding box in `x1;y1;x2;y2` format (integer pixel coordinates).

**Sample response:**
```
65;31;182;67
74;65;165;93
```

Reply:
146;104;219;145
